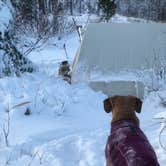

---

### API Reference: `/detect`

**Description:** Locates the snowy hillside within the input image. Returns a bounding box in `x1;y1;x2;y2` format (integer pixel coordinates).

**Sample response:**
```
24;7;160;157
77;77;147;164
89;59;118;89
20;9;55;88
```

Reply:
0;13;166;166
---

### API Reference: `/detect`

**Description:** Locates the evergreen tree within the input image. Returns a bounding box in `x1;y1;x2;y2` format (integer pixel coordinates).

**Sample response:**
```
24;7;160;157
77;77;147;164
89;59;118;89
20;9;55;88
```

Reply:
98;0;117;22
0;28;36;77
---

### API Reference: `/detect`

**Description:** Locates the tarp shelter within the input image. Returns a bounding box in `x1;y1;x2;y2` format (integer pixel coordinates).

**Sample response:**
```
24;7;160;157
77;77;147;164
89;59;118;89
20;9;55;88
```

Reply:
71;23;166;98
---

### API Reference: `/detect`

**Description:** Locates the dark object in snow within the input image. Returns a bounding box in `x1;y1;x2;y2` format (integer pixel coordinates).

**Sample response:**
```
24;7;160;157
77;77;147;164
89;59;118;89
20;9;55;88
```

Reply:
63;74;71;84
103;96;160;166
58;61;71;84
24;108;31;116
98;0;117;22
158;95;166;108
160;100;166;107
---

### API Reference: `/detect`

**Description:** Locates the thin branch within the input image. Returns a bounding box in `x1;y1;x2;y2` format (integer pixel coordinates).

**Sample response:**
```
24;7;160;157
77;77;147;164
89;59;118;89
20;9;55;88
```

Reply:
11;101;31;110
63;43;69;59
2;111;10;147
72;18;82;41
23;36;45;56
159;124;166;151
23;22;53;56
27;150;39;166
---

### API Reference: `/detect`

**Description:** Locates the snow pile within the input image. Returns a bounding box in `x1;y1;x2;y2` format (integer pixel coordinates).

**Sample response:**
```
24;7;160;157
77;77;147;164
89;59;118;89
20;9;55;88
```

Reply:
111;14;130;23
0;70;166;165
140;91;166;165
0;71;109;165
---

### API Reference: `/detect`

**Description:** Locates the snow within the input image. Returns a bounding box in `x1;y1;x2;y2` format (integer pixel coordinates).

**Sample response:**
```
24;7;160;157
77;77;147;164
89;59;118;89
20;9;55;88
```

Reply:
0;0;12;33
0;14;166;165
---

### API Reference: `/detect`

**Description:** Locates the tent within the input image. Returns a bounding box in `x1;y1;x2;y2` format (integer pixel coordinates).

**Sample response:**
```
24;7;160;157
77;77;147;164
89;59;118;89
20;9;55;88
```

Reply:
71;23;166;98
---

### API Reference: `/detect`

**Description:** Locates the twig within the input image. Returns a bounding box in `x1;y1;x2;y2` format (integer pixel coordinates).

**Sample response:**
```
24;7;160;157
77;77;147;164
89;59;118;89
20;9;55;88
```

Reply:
23;37;43;56
1;101;30;147
72;18;82;41
159;124;166;151
63;43;69;59
23;22;53;56
27;150;39;166
2;111;10;147
37;152;44;164
11;101;31;110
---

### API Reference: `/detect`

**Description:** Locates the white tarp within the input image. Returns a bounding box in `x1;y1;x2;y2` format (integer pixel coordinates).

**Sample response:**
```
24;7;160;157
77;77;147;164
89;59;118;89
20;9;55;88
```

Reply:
71;23;166;98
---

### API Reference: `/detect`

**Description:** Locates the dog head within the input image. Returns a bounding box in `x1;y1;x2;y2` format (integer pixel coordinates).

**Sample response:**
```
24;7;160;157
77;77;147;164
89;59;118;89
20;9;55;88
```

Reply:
103;96;142;124
103;95;142;114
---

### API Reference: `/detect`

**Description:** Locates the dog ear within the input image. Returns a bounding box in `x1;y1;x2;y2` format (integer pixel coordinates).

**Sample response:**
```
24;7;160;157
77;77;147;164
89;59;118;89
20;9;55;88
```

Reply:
103;97;115;113
103;98;112;113
135;97;142;113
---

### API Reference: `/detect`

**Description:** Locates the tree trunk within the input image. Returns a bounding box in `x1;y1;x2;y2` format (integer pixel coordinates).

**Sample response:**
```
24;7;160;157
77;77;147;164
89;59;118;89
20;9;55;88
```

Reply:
38;0;45;14
69;0;73;15
79;1;82;14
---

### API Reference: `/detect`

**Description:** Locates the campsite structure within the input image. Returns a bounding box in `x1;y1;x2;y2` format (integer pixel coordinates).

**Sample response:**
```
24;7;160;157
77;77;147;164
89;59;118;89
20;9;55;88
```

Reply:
71;23;166;98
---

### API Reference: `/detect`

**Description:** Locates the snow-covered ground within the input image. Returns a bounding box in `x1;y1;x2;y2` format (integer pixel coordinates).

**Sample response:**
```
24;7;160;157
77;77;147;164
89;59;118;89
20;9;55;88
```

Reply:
0;15;166;165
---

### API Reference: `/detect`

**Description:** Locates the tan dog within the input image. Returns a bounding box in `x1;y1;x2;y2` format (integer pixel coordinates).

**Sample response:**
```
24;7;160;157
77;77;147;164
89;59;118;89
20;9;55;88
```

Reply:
103;95;160;166
104;95;142;125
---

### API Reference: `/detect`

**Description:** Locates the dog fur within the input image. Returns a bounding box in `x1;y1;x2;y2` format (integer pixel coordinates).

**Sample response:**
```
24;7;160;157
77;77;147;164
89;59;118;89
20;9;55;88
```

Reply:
103;95;160;166
104;96;141;126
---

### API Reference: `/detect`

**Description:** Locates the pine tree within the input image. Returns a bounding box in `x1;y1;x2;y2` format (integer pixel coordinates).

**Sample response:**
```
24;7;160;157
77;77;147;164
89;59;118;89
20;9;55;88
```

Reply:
98;0;117;22
0;28;35;77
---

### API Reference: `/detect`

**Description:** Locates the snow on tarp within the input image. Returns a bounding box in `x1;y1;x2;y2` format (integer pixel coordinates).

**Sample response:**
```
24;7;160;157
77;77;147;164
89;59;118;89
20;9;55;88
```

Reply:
71;23;166;98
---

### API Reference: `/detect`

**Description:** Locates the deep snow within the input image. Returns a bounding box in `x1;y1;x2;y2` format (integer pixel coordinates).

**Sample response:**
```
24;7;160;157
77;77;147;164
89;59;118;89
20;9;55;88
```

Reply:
0;14;166;165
